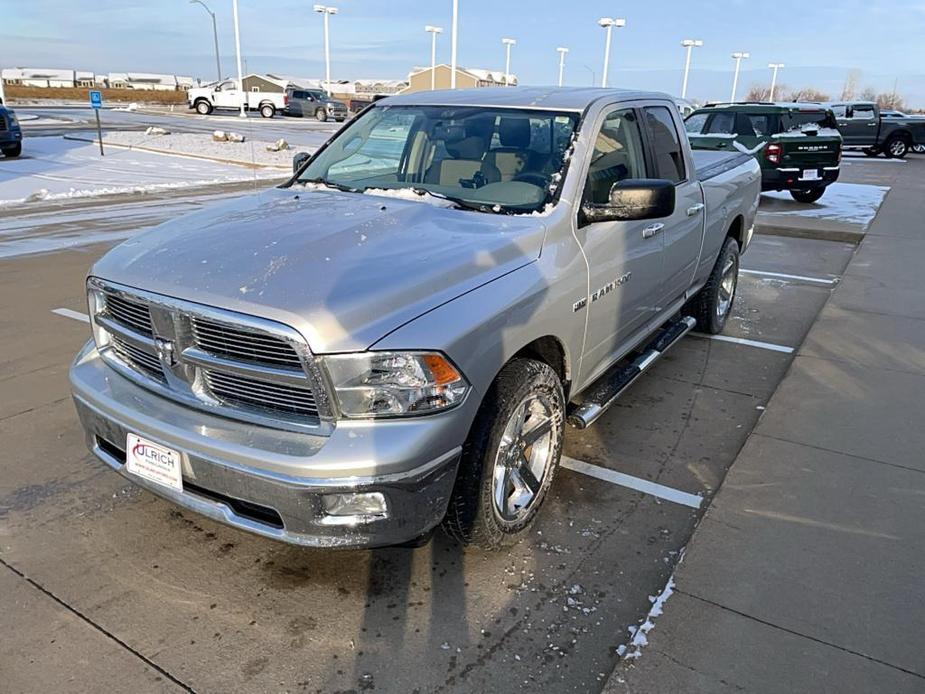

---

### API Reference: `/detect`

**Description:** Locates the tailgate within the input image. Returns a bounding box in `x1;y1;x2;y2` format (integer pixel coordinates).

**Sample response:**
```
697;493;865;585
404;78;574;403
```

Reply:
773;133;841;168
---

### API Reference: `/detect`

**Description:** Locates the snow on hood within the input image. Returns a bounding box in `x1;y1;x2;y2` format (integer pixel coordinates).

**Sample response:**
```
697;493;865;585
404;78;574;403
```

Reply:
91;186;547;353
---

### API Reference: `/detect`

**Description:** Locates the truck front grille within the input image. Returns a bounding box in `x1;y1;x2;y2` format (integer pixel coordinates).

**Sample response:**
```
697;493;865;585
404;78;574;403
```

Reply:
90;279;329;430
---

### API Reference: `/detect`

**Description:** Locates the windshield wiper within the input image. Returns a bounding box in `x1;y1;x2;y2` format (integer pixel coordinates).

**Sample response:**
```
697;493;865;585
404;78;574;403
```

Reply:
299;177;363;194
405;186;514;214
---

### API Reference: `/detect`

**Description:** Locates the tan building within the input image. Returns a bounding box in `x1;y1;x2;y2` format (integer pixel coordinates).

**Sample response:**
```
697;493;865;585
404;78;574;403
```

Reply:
402;64;517;94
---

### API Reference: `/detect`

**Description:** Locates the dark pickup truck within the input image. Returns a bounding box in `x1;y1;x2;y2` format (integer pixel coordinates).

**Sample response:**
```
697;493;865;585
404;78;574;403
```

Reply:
0;104;23;158
827;101;925;158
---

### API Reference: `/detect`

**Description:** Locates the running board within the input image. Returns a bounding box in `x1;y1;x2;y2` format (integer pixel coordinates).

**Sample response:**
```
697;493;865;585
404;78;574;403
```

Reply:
567;316;697;430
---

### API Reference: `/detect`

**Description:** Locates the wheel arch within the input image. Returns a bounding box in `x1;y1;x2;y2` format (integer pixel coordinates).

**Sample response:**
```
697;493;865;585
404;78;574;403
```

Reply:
725;214;745;248
511;335;571;395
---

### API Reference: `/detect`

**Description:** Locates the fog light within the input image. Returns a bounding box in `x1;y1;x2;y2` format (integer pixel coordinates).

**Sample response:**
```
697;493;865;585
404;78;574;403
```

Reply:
322;492;387;517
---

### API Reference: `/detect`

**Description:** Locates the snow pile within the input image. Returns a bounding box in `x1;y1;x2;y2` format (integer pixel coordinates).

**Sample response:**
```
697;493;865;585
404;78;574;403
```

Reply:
761;183;889;227
112;103;138;112
618;574;677;662
363;187;456;208
91;131;300;168
733;140;767;155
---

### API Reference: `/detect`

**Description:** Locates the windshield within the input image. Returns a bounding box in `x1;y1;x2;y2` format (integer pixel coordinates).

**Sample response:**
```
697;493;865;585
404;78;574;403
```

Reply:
294;104;580;213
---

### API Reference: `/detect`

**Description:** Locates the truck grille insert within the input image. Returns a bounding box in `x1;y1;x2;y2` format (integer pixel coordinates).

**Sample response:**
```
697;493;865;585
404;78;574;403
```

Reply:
191;317;303;368
203;369;319;418
110;335;164;381
105;294;154;336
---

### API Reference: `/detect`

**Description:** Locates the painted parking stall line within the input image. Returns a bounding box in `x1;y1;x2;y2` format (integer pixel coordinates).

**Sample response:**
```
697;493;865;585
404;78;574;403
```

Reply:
561;456;703;509
741;269;838;286
689;332;794;354
52;308;90;323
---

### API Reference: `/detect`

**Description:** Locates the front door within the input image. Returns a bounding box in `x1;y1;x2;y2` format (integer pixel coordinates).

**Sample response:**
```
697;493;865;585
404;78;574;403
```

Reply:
577;107;664;386
842;103;879;146
642;105;705;307
213;81;240;109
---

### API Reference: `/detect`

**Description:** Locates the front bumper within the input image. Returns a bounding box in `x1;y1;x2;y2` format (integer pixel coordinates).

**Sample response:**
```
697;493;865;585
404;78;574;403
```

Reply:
762;165;839;191
70;342;464;548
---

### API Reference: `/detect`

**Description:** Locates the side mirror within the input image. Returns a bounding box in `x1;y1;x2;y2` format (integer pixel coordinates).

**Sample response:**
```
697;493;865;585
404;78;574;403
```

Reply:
292;151;311;174
582;179;676;223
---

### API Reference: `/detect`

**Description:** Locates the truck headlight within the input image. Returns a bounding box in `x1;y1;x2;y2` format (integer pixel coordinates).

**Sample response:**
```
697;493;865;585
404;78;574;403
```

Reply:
322;352;469;418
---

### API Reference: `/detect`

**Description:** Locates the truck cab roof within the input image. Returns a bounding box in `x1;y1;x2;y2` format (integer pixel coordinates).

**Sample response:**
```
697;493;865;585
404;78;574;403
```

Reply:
382;87;676;113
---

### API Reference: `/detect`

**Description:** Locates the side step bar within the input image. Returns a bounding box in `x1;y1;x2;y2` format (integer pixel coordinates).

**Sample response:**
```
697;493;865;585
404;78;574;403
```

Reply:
567;316;697;430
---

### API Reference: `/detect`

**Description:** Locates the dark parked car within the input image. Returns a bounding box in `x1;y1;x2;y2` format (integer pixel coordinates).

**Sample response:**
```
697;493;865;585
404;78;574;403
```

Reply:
827;101;925;158
285;88;348;122
685;102;842;203
0;104;23;158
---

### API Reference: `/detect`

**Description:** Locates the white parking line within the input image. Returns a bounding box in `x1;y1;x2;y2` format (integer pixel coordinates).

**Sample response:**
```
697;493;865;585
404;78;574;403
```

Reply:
690;332;794;354
561;456;703;509
52;308;90;323
741;269;838;285
843;157;906;164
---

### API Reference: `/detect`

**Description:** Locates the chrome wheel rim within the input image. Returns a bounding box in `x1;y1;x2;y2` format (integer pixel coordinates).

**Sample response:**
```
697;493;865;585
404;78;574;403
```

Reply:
492;394;558;522
890;140;906;156
716;255;738;319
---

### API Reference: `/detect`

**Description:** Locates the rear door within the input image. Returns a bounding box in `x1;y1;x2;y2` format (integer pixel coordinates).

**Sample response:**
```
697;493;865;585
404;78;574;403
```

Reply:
686;110;738;152
577;106;664;384
643;104;705;308
842;103;879;146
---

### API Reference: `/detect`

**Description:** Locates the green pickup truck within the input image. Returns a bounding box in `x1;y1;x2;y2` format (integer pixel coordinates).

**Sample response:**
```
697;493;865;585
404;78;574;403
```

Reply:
685;103;842;203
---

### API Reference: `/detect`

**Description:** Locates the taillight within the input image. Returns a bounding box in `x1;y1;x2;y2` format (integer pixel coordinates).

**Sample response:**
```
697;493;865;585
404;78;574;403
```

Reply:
284;94;289;106
765;142;783;166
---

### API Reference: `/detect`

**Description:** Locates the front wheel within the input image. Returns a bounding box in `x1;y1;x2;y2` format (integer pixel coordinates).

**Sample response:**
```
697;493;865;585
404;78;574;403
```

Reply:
194;100;212;115
790;187;826;204
315;108;327;122
884;136;909;159
689;236;740;335
260;104;275;119
443;359;564;550
2;143;22;158
913;144;925;154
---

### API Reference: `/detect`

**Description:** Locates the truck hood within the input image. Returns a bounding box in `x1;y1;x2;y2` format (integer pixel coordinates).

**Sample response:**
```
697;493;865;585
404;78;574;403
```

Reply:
91;186;547;353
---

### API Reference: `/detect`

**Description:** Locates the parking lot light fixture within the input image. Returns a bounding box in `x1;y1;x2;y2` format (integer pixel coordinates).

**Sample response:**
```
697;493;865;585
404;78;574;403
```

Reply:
231;0;246;117
450;0;459;89
313;5;338;93
502;38;516;86
190;0;222;83
598;17;626;88
425;26;443;90
680;39;703;100
557;47;569;87
768;63;785;102
730;51;750;102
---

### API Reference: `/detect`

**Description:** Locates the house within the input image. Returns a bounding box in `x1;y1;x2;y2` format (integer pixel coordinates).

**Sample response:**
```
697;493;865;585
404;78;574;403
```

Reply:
75;70;95;88
123;73;180;91
1;68;82;88
241;74;289;94
355;79;408;96
401;64;516;94
107;73;129;89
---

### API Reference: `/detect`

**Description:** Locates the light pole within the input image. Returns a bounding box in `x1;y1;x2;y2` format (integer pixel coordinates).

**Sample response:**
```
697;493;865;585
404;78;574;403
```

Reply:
598;17;626;88
450;0;459;89
730;51;749;102
313;5;338;92
502;38;516;86
190;0;222;82
557;47;569;87
231;0;246;117
768;63;784;101
0;65;5;105
680;39;702;100
425;25;443;90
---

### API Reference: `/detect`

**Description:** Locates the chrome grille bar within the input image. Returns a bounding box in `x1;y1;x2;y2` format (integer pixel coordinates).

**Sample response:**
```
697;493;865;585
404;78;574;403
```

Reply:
105;293;153;336
191;317;303;368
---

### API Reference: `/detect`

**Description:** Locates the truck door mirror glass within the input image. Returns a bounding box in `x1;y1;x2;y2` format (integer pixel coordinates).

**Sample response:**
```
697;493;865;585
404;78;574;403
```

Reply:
582;179;676;223
292;152;311;174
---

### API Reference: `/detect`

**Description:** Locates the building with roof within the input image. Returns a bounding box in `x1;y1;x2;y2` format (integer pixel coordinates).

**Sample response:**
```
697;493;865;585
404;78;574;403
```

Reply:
402;65;516;94
1;68;86;88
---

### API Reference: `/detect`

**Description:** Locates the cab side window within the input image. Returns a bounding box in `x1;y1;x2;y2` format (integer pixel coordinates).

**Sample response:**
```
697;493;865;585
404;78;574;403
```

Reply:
705;112;735;134
644;106;686;183
850;104;876;120
584;109;647;204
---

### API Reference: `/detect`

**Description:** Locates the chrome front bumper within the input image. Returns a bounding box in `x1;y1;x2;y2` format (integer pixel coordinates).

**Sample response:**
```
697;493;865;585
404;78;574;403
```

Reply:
70;342;463;548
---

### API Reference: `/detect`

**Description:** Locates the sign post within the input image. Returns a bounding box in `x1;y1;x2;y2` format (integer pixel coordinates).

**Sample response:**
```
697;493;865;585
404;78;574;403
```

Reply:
89;90;104;156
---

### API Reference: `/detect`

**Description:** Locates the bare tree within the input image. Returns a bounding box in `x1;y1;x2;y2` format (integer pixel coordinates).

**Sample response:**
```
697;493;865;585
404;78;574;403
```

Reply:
788;87;830;102
841;69;861;101
860;87;878;101
876;92;906;111
745;83;770;102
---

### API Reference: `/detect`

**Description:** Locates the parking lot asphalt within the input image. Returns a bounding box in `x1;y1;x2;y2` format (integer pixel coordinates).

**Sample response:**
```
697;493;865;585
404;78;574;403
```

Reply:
0;132;913;692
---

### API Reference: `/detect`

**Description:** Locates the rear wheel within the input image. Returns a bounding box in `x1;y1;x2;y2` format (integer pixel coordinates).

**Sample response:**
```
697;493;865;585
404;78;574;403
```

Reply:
315;108;327;122
2;143;22;158
259;103;275;119
194;99;213;115
884;136;909;159
790;187;826;204
443;359;564;550
690;236;740;335
913;144;925;154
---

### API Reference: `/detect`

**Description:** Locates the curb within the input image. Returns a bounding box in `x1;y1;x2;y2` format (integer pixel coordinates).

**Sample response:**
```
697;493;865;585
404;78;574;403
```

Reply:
754;221;864;245
61;135;291;172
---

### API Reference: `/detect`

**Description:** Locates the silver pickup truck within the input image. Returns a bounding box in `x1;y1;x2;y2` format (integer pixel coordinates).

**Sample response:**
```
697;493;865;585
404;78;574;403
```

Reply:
70;88;760;550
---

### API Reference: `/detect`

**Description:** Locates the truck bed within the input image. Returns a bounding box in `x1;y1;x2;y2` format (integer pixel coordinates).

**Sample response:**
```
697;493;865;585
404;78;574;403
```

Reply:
693;150;753;182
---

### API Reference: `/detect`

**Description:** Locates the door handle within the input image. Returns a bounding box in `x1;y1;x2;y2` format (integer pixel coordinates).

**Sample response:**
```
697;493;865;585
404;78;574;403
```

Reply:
687;203;705;217
642;223;664;239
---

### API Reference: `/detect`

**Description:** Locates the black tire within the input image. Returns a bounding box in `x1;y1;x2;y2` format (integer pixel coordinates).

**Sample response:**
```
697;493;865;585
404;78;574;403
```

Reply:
790;187;826;204
194;100;213;116
335;117;345;123
259;103;275;119
442;358;565;550
862;147;880;157
2;143;22;158
884;135;909;159
315;108;327;122
689;236;740;335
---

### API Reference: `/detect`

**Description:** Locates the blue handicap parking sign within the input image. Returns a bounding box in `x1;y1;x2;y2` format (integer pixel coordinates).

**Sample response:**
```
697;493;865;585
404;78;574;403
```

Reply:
89;90;102;109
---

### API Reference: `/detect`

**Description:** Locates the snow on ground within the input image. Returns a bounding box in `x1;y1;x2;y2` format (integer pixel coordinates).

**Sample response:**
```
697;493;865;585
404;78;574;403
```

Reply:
0;136;285;207
88;131;305;169
760;182;889;228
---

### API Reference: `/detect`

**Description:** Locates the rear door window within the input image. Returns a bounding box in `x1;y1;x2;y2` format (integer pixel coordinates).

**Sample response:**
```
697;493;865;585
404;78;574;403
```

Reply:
684;113;708;134
705;112;735;134
644;106;686;183
743;114;772;136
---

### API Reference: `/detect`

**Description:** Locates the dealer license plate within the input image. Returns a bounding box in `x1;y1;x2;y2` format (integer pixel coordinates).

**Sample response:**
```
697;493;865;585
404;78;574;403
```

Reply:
125;433;183;492
800;170;820;181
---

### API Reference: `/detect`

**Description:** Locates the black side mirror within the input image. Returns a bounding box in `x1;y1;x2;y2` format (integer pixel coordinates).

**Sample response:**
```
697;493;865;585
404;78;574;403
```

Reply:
582;179;676;223
292;151;311;174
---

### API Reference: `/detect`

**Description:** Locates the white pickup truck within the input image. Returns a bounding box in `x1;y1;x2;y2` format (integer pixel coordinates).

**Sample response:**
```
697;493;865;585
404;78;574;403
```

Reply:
187;80;287;118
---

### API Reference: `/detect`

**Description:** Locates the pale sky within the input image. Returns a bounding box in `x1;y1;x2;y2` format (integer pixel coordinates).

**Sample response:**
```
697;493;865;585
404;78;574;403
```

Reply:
4;0;925;105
